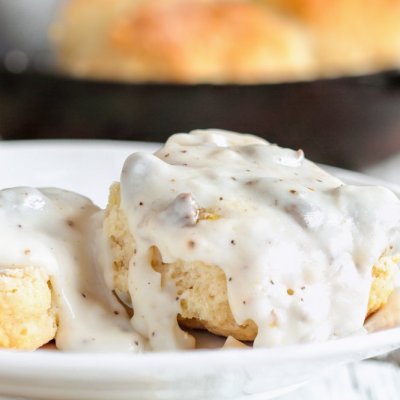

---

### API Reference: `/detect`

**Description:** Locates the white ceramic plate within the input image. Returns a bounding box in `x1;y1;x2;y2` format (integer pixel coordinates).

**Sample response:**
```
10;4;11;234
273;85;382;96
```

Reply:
0;140;400;400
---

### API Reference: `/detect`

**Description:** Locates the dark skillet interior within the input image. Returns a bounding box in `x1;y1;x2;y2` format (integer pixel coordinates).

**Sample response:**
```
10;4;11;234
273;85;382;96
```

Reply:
1;70;400;170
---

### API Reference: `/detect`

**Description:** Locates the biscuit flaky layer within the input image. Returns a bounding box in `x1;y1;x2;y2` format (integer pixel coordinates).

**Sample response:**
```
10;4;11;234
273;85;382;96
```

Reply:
52;0;400;83
104;183;398;342
0;267;56;350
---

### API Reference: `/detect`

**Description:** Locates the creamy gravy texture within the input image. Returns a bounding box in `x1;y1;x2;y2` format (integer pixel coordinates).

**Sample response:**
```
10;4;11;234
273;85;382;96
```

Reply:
120;129;400;350
0;187;143;352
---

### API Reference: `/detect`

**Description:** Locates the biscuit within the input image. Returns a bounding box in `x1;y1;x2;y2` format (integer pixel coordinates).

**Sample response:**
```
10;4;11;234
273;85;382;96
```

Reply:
0;267;56;350
52;0;400;83
267;0;400;76
51;0;314;83
104;182;398;341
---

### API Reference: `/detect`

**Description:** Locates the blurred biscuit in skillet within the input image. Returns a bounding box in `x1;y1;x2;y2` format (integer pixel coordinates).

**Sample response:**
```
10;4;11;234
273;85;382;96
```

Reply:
52;0;400;83
51;0;314;83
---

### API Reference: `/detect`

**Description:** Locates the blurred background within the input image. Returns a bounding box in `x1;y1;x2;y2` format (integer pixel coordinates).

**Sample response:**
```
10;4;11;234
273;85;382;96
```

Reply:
1;0;400;170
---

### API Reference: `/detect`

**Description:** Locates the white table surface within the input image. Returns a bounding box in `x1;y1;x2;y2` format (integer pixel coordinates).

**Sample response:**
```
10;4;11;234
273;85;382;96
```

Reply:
281;360;400;400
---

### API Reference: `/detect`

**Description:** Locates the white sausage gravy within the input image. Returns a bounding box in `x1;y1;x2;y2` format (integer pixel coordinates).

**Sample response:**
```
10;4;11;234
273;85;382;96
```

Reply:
119;129;400;350
0;187;144;352
2;130;399;352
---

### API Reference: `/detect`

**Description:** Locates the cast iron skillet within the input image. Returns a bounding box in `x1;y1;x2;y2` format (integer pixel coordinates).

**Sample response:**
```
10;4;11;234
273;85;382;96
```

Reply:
1;69;400;169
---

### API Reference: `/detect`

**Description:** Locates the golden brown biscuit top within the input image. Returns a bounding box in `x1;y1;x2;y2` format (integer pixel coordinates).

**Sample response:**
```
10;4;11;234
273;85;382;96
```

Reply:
52;0;400;83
